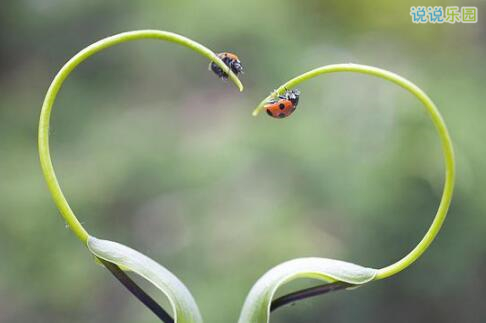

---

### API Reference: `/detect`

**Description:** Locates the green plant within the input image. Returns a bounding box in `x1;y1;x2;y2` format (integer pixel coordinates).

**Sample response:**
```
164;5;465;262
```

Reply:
38;30;242;323
242;63;455;322
39;30;455;322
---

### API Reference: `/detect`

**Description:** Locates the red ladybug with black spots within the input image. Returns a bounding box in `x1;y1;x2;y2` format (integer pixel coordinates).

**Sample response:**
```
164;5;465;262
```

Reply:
265;89;301;119
209;52;243;79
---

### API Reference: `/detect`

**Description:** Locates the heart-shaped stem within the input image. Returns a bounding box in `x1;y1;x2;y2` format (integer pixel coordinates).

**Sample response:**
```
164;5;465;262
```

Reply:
39;30;243;245
253;63;455;280
38;30;244;323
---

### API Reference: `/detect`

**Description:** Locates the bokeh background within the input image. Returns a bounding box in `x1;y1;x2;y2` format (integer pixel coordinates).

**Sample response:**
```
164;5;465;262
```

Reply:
1;0;485;322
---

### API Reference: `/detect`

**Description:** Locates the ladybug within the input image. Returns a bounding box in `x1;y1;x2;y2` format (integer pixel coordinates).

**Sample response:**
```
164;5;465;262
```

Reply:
264;89;301;119
209;52;243;79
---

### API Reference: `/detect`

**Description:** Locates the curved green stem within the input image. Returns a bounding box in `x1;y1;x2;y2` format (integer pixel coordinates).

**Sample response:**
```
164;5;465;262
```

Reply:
253;63;455;280
38;30;243;244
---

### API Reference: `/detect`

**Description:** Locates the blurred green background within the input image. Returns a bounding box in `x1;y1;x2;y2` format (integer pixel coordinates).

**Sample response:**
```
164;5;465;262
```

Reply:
1;0;485;322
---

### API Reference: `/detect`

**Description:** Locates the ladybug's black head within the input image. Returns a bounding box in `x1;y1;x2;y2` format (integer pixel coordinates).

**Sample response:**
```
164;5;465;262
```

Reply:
286;89;300;106
222;56;243;76
229;59;243;75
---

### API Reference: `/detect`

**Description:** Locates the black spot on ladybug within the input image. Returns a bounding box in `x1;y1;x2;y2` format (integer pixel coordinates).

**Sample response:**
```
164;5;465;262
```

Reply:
266;109;273;117
278;113;286;118
279;103;285;110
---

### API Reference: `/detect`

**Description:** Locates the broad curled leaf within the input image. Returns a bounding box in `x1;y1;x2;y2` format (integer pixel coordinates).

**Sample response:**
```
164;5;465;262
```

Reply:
238;257;377;323
87;236;202;323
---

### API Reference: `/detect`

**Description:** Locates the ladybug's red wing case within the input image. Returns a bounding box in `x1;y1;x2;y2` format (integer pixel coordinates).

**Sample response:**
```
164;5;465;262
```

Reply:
265;99;295;119
264;102;279;118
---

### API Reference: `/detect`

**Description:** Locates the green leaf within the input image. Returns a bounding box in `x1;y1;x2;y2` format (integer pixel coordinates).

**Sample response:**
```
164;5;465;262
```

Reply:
238;257;377;323
87;236;202;323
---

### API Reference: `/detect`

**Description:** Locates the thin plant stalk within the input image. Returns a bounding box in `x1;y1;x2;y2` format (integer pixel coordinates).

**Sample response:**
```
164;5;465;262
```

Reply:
38;30;243;323
253;63;455;280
